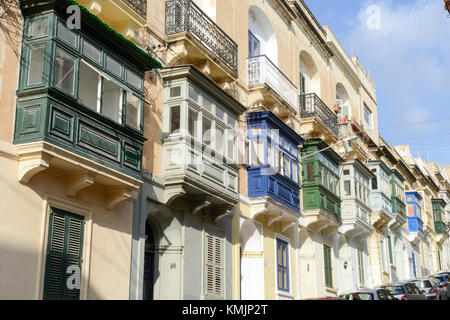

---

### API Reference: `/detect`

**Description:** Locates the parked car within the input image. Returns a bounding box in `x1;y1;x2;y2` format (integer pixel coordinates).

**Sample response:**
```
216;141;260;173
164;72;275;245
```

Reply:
409;278;445;300
381;282;426;300
429;274;450;300
339;288;396;300
306;296;346;300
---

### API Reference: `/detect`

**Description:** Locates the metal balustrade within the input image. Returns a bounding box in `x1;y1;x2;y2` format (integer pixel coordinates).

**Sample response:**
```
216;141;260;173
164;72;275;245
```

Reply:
165;0;238;75
123;0;147;18
247;55;298;112
300;93;339;137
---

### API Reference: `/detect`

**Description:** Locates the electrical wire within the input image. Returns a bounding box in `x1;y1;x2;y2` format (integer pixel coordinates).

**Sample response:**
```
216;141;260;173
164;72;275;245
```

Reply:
380;117;450;130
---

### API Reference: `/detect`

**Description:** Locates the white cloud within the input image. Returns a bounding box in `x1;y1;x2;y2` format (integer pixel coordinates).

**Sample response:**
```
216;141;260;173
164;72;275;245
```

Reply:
343;0;450;137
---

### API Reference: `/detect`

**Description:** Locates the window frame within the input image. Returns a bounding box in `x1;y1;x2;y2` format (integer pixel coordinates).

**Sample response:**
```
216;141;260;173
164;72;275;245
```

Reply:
276;237;290;293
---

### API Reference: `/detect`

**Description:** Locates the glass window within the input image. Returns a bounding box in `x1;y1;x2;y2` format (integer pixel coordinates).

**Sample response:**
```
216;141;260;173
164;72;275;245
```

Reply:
170;86;181;97
306;163;315;182
29;19;47;38
101;79;122;123
227;130;236;161
292;163;298;183
54;48;76;94
126;69;143;90
78;61;99;110
216;105;225;123
228;114;237;128
203;95;213;112
106;55;122;77
344;181;351;196
249;140;264;166
57;21;77;47
276;239;289;292
364;104;372;127
384;286;404;295
188;108;198;138
169;106;181;134
189;85;201;104
82;40;101;64
284;155;291;178
216;126;225;155
268;143;275;168
27;46;45;86
372;176;378;190
125;93;141;130
202;117;212;146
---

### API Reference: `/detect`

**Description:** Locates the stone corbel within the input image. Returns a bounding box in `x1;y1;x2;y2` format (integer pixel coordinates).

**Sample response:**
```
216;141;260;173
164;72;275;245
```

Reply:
84;0;104;15
281;221;296;233
218;80;231;93
191;196;212;216
198;60;212;77
18;153;52;184
267;214;282;227
322;225;339;238
164;186;187;206
106;187;138;210
212;204;234;224
166;42;188;65
66;172;96;198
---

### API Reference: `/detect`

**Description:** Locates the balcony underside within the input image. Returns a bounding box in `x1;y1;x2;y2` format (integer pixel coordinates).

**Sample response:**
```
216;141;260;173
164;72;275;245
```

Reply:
299;117;339;146
341;218;372;241
16;141;141;209
248;84;297;120
300;209;342;237
371;210;393;231
77;0;147;43
166;34;237;88
406;231;424;246
389;213;407;230
436;232;449;246
249;197;300;232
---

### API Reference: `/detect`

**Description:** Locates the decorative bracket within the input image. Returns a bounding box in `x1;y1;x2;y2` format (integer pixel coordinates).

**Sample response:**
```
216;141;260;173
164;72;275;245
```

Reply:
106;187;138;210
212;204;234;224
66;172;96;198
191;196;212;216
267;214;282;227
281;221;296;233
18;153;52;184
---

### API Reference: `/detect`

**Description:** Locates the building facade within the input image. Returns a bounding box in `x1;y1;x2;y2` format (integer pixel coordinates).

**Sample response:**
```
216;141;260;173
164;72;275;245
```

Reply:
0;0;449;300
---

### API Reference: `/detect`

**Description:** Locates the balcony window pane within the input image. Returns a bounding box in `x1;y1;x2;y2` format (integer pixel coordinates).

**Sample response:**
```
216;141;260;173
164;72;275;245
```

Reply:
203;95;213;112
372;176;378;190
101;79;122;123
189;85;200;104
57;21;77;47
30;19;47;37
170;86;181;97
216;126;225;155
170;106;181;134
216;105;225;122
344;181;351;196
106;55;122;77
228;114;237;127
188;108;198;138
83;40;101;64
126;93;141;130
293;163;298;183
27;47;45;86
268;143;275;168
203;117;212;146
54;48;75;94
306;163;314;182
127;69;143;90
78;61;99;110
278;150;283;174
227;131;236;161
250;140;264;166
284;156;291;178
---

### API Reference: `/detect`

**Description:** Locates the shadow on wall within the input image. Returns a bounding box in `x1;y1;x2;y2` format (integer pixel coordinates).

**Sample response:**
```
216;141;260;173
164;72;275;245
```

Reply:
0;0;23;59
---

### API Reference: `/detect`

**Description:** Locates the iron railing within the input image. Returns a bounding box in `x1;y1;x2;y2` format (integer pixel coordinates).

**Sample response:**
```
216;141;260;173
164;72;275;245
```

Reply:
247;55;298;112
300;93;338;137
123;0;147;18
165;0;238;75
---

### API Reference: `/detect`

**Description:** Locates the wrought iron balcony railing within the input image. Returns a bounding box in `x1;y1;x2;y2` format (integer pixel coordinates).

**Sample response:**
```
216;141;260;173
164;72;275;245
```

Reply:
123;0;147;18
247;55;298;111
300;93;339;137
165;0;238;75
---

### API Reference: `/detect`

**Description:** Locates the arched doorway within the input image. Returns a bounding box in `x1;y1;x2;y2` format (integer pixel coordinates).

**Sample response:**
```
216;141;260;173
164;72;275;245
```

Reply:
143;219;155;300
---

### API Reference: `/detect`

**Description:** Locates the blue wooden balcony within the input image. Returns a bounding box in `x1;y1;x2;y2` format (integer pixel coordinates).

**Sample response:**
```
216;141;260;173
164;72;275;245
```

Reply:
406;191;424;235
247;111;304;213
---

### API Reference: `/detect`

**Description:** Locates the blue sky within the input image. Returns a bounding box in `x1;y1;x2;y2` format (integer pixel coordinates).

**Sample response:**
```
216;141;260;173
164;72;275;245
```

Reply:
304;0;450;167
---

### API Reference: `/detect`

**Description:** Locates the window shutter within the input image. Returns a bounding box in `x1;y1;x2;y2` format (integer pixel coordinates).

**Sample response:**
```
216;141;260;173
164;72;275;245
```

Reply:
44;208;84;300
205;231;224;298
323;245;332;288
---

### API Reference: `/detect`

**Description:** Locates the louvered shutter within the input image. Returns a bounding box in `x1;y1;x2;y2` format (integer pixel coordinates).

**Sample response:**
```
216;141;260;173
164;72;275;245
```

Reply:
205;231;224;298
323;245;332;288
43;208;84;300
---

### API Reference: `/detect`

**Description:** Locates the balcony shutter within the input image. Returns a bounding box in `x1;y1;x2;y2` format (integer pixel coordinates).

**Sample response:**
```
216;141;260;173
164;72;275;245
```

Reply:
323;245;332;288
205;231;224;298
44;208;84;300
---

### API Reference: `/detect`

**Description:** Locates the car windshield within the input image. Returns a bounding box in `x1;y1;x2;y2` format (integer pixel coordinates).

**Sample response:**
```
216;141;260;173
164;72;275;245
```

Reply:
384;285;404;295
434;276;445;283
348;293;373;300
418;280;432;288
